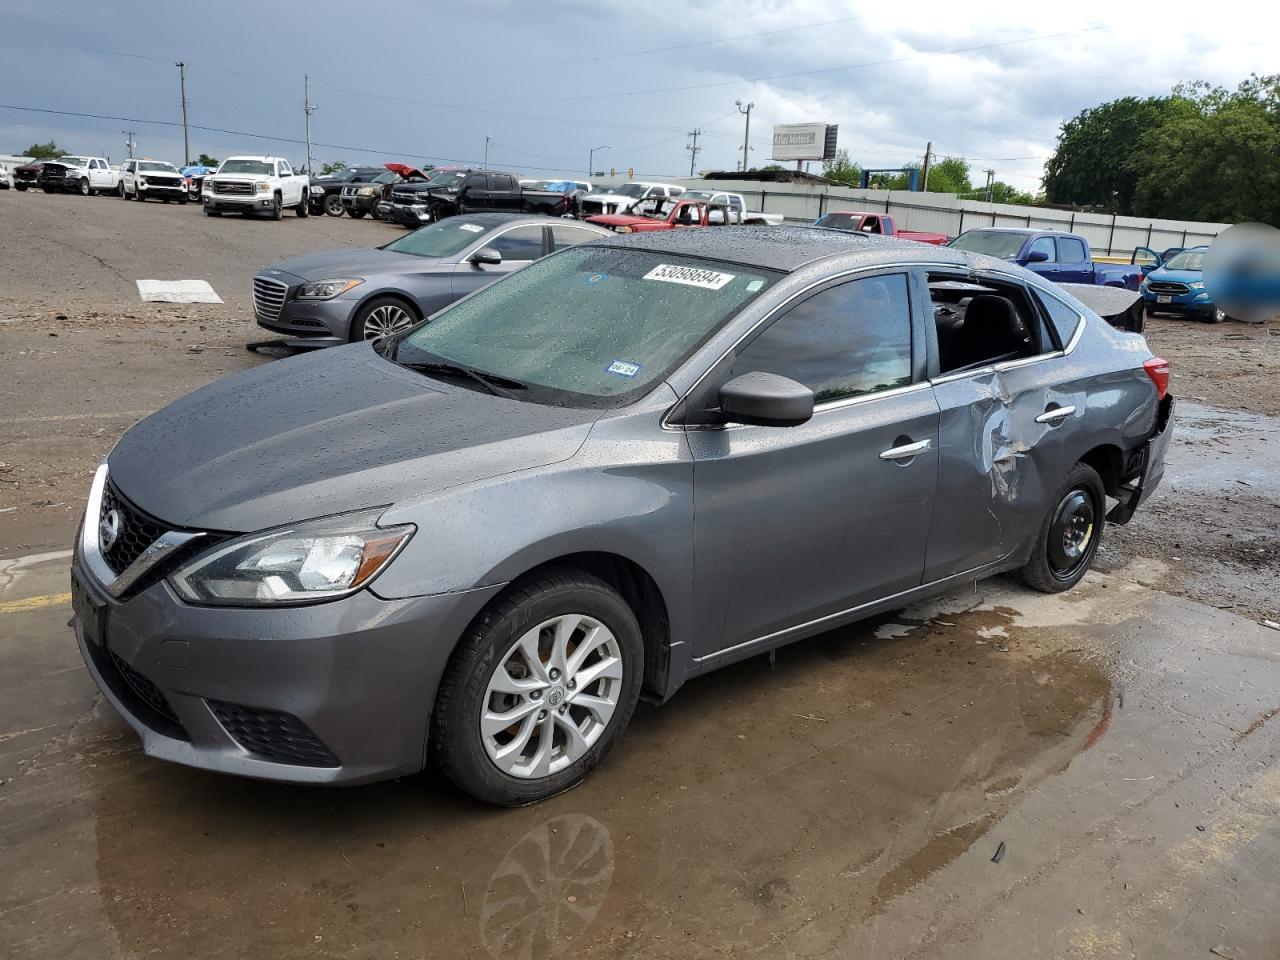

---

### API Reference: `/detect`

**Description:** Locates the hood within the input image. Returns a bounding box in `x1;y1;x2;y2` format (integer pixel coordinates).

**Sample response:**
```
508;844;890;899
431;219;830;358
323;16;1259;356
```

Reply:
586;213;662;228
384;162;427;180
1147;267;1203;283
264;248;432;280
107;344;599;532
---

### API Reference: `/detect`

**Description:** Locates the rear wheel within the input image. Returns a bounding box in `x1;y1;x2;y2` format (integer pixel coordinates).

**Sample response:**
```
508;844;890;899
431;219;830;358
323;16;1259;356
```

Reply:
432;569;644;806
324;194;344;217
1020;463;1105;593
295;193;309;218
349;296;418;341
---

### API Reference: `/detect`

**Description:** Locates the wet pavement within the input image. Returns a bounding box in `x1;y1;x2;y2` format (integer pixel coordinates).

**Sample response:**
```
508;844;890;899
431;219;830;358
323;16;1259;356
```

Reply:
3;549;1278;959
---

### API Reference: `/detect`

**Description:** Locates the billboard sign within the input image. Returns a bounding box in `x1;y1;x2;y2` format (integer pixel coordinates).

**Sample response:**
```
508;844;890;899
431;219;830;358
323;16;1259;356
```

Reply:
771;123;837;161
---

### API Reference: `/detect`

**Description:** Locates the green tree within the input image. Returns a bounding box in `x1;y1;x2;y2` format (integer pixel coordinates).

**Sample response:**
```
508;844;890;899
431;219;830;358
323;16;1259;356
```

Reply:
196;153;219;167
1133;75;1280;224
822;148;862;186
23;141;61;159
320;159;347;175
923;155;972;194
1042;96;1194;213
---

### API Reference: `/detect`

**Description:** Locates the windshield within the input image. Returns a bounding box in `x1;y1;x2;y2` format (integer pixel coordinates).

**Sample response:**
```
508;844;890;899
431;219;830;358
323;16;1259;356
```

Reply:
382;220;495;259
58;156;88;166
392;247;778;407
1162;249;1206;271
138;161;177;173
426;171;467;188
949;230;1029;259
373;171;398;184
613;184;651;198
218;160;274;175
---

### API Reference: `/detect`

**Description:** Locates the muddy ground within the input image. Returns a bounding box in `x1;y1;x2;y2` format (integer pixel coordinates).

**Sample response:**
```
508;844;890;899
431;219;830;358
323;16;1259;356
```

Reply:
2;191;1278;960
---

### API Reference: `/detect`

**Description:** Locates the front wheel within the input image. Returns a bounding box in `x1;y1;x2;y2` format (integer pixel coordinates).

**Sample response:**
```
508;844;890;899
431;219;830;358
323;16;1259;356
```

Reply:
78;178;90;196
178;193;188;205
1020;463;1105;593
270;193;283;220
349;296;418;341
432;569;644;806
1206;309;1225;324
15;183;27;191
347;207;366;219
204;207;222;217
324;194;344;217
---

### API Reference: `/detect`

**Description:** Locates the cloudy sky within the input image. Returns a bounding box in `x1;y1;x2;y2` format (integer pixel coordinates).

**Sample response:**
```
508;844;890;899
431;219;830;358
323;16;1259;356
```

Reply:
1;0;1273;190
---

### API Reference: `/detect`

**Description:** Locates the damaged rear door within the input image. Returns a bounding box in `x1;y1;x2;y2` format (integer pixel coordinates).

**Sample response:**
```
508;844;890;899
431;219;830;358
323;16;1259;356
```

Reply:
918;270;1088;581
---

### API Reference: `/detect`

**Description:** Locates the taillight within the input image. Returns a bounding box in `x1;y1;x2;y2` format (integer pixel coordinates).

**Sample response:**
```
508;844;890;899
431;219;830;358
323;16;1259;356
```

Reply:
1143;357;1170;400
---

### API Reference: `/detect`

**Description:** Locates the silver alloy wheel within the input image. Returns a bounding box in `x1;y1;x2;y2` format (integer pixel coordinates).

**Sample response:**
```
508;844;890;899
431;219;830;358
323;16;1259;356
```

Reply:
480;614;623;779
361;303;415;339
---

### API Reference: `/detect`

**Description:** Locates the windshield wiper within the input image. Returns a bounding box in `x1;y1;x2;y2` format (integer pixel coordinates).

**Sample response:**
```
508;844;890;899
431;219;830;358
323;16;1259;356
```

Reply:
398;360;526;399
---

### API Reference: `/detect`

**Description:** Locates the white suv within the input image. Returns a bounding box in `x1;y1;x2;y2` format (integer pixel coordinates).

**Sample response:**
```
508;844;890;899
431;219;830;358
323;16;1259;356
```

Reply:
202;156;310;220
120;159;188;204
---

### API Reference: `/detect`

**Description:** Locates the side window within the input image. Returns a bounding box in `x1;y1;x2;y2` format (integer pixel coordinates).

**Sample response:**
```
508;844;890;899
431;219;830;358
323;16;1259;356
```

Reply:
861;216;881;234
1028;236;1056;261
487;225;545;262
1036;290;1082;347
279;161;293;176
729;274;913;405
551;224;604;250
1058;237;1087;263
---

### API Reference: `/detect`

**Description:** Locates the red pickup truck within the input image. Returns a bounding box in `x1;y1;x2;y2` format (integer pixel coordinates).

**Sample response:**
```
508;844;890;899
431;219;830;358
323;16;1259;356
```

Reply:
587;197;726;233
814;211;948;245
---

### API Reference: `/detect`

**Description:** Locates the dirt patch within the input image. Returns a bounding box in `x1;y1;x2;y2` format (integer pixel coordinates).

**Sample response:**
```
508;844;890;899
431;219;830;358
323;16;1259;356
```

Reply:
1143;314;1280;417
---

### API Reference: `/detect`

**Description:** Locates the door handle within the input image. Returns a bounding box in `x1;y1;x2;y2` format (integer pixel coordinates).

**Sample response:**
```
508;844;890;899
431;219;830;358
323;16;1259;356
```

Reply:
879;438;932;461
1036;405;1077;424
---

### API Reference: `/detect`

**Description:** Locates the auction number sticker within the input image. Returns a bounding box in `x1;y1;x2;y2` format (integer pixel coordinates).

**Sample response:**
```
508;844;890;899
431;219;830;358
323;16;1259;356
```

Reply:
457;223;484;233
606;360;642;378
643;264;735;290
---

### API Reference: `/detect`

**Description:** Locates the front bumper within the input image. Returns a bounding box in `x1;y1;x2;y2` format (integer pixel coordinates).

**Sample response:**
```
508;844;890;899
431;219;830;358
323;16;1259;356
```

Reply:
1143;293;1215;316
140;183;186;198
204;195;277;212
342;194;381;214
256;290;361;348
387;203;431;226
71;545;503;785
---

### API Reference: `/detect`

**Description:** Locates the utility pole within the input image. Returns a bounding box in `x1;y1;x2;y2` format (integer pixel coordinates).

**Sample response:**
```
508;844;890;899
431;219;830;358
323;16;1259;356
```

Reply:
920;141;933;192
303;74;317;176
484;135;492;170
175;62;190;166
122;130;135;159
686;129;701;177
984;168;995;202
735;100;754;174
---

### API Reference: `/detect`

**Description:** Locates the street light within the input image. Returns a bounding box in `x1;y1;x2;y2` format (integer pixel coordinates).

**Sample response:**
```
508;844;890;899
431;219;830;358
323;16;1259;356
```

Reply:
588;144;611;177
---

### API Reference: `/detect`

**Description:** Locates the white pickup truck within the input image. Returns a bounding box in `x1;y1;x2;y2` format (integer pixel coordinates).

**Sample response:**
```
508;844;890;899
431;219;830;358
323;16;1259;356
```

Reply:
38;156;121;196
202;156;310;219
680;189;785;225
578;181;684;217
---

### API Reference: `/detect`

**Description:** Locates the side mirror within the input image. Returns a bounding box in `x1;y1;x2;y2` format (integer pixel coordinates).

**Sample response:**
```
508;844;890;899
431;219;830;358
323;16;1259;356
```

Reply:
470;247;502;266
719;372;814;427
1026;250;1050;263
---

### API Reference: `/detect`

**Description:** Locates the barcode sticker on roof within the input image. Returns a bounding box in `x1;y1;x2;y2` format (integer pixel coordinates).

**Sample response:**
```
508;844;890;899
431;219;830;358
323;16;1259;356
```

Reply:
458;223;484;233
643;264;735;290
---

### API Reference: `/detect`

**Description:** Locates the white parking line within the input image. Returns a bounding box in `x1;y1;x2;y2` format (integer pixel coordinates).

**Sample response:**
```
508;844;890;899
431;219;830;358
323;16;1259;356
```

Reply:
136;279;222;303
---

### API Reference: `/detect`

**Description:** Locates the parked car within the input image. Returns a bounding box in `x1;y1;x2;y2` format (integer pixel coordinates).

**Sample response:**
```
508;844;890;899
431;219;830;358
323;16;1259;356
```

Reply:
386;168;471;226
544;179;592;194
949;228;1143;289
1127;245;1185;277
179;165;216;201
586;196;726;232
1140;247;1222;322
12;159;49;191
343;163;424;219
578;181;684;217
0;161;11;190
814;211;947;244
308;165;389;217
251;213;611;346
388;170;580;228
38;156;120;196
120;159;188;203
682;189;784;225
69;226;1172;805
203;156;309;219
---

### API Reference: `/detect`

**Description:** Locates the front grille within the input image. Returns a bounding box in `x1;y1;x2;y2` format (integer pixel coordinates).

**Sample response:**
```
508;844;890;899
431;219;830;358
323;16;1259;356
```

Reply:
41;167;67;181
391;191;421;205
214;180;254;195
100;481;167;576
1148;281;1190;295
208;701;339;767
253;277;289;323
144;177;182;189
341;185;356;197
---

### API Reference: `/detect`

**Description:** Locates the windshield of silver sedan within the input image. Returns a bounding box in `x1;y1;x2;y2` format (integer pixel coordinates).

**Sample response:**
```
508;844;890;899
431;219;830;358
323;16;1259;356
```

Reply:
391;247;779;407
382;220;496;258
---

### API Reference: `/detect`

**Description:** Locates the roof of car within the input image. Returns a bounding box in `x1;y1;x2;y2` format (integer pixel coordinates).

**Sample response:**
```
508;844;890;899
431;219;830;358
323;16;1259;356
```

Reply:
598;224;961;273
445;212;609;229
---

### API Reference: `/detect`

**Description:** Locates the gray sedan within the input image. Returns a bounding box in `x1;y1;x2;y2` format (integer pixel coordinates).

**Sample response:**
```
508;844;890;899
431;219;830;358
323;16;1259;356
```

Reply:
252;213;611;346
71;227;1172;805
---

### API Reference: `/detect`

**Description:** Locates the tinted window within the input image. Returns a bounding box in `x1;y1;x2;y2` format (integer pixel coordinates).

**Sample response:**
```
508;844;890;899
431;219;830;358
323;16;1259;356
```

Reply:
1036;290;1082;346
730;274;913;404
1163;249;1206;270
488;225;545;261
1058;237;1087;263
551;224;604;249
488;174;517;191
1028;236;1056;261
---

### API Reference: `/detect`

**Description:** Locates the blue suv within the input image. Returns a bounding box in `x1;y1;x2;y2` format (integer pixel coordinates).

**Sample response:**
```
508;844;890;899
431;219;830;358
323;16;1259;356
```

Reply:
1141;247;1223;323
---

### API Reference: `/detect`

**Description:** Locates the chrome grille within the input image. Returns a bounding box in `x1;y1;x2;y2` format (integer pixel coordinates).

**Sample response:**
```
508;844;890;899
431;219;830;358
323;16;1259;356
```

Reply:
144;176;182;189
1148;281;1190;295
253;277;288;323
214;180;254;195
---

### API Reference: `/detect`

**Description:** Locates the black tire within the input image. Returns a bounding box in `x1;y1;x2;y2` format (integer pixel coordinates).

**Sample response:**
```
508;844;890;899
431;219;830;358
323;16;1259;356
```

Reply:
204;208;222;217
134;188;144;202
347;207;366;219
296;193;309;218
1020;463;1106;593
1205;309;1225;324
271;193;283;220
15;183;27;192
117;182;126;199
348;295;419;342
42;186;55;194
78;178;90;196
432;568;644;806
178;193;188;205
324;194;344;217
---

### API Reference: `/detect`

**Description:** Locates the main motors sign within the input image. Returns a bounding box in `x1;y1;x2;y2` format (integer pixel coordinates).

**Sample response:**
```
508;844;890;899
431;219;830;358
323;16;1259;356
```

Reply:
771;123;838;162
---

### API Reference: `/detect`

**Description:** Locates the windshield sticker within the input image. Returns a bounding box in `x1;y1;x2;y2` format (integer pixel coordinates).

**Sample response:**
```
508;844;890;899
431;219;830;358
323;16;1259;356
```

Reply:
457;223;484;233
606;360;642;378
585;273;608;285
643;264;735;290
745;279;764;292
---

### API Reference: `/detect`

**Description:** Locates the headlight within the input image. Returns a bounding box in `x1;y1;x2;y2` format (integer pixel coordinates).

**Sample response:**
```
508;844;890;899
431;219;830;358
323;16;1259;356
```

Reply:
309;185;324;195
296;278;363;300
357;186;377;197
138;177;148;187
1188;281;1205;289
615;225;634;234
168;509;414;606
256;181;270;193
